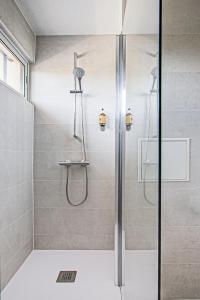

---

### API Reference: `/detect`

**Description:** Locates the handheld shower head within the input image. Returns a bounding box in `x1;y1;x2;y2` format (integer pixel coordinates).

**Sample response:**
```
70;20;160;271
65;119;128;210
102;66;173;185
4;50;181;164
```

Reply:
73;67;85;79
73;67;85;90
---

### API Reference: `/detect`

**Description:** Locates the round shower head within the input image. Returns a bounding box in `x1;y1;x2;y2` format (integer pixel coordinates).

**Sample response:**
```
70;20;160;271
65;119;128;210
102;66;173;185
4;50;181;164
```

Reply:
73;67;85;79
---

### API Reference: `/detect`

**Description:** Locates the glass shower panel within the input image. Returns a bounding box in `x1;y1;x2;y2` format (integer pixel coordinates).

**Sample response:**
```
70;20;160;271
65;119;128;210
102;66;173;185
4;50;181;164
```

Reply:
122;1;160;299
124;33;159;300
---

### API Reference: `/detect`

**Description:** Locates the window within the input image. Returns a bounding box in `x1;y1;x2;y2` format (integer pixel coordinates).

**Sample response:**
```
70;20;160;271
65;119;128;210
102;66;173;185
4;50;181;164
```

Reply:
0;31;28;98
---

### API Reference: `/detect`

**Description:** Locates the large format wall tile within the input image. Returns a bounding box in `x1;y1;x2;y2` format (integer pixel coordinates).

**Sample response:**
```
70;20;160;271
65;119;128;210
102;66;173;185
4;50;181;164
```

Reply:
162;72;200;112
163;0;200;35
34;208;114;249
33;95;115;126
0;182;32;229
34;150;114;181
0;210;33;265
34;208;114;236
35;233;114;250
34;124;115;152
126;226;157;250
32;36;116;250
162;264;200;299
125;180;158;208
162;187;200;226
162;226;200;264
1;239;33;289
34;179;114;209
162;0;200;296
163;35;200;73
0;82;34;289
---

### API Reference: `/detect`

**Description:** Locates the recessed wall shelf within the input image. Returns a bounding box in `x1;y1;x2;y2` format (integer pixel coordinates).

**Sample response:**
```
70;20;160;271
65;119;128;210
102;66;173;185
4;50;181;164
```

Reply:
138;138;190;182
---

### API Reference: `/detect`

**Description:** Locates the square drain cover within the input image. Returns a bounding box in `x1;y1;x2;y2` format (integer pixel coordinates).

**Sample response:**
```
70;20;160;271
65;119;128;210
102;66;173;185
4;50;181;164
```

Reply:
56;271;77;283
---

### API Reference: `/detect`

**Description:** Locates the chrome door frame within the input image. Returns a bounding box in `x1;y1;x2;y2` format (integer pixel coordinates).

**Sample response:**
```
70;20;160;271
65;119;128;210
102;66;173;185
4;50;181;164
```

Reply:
115;34;126;287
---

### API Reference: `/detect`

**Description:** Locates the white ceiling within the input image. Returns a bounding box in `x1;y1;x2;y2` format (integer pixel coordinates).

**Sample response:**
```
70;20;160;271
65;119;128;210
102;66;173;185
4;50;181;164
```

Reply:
15;0;122;35
15;0;158;36
123;0;158;34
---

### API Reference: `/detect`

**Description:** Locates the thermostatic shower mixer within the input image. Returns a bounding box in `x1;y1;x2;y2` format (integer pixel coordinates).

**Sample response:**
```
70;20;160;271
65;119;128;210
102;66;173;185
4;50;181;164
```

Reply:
58;160;90;167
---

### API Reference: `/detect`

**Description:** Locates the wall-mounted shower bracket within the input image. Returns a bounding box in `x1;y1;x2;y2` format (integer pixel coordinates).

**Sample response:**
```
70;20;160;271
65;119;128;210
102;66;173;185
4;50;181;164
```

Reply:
58;160;90;167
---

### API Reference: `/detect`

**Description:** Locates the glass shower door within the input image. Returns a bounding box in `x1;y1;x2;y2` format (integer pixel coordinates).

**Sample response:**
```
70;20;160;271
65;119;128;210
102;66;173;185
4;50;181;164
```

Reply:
115;1;161;299
123;32;159;300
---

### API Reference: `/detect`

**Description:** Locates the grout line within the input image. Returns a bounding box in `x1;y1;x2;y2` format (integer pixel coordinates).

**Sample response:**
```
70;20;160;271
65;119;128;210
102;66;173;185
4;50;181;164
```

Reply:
34;207;115;211
34;206;115;210
34;179;115;182
162;226;200;229
162;262;200;265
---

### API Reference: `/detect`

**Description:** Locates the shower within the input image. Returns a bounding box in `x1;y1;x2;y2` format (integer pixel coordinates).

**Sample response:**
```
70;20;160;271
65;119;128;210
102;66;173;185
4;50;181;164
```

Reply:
59;53;89;206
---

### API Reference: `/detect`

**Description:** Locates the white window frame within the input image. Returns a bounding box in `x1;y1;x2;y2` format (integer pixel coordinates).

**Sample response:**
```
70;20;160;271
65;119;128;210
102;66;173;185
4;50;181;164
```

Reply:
0;29;29;99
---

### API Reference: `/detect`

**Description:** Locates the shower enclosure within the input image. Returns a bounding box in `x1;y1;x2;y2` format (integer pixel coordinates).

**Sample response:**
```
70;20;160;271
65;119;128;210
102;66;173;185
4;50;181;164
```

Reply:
4;0;200;299
1;0;200;298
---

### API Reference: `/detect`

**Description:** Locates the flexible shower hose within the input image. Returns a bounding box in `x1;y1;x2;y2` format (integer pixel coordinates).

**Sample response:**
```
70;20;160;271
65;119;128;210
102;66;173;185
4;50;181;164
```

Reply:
66;165;88;206
65;92;88;206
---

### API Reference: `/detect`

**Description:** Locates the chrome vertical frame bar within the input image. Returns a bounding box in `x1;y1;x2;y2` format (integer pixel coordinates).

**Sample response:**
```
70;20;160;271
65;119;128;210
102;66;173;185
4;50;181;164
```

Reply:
122;0;127;27
115;34;126;286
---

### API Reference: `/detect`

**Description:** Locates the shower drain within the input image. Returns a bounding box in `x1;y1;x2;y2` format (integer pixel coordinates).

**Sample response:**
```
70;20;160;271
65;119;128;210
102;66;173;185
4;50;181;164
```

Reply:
56;271;77;283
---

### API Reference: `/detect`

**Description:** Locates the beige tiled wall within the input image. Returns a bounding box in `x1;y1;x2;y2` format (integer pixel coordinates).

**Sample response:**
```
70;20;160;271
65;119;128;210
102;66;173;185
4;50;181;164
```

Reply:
0;83;34;289
162;0;200;299
31;35;116;250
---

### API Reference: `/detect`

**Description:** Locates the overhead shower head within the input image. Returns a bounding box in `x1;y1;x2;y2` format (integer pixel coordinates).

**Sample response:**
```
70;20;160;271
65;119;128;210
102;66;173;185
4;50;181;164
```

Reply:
73;67;85;90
